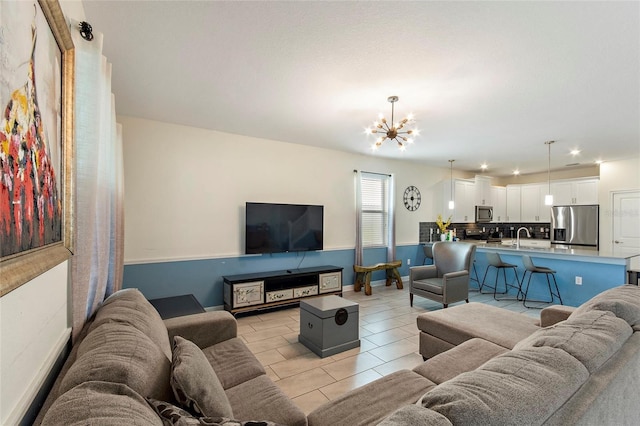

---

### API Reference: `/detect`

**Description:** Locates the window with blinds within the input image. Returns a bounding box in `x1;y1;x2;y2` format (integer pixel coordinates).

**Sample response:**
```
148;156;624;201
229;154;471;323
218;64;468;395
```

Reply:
361;173;389;247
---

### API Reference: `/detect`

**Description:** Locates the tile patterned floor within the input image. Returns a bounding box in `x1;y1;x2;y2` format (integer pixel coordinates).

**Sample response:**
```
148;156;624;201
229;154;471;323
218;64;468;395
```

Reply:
235;282;541;415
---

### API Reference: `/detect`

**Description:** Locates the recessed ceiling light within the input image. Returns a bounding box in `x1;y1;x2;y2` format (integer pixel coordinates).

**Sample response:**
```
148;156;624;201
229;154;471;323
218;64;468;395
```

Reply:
595;159;604;164
513;169;520;175
570;149;581;156
480;163;488;170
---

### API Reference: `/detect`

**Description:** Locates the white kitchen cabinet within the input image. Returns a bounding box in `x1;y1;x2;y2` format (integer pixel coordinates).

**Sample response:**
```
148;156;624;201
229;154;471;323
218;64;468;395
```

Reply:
505;185;521;222
520;183;550;222
551;178;599;205
475;176;493;206
491;186;507;222
442;179;476;223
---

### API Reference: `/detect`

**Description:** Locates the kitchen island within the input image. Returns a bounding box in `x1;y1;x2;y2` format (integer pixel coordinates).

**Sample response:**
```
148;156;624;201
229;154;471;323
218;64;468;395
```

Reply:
421;240;639;306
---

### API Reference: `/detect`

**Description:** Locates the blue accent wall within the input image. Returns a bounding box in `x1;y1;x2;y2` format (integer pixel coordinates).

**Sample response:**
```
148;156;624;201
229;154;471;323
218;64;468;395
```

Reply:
123;245;422;308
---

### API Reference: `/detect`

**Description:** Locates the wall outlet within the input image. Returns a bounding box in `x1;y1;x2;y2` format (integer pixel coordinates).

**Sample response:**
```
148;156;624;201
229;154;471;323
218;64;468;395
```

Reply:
407;258;411;266
575;276;582;285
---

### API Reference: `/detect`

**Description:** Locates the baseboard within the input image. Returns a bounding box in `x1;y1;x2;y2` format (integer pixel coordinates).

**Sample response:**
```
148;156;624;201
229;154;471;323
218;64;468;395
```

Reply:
10;328;71;426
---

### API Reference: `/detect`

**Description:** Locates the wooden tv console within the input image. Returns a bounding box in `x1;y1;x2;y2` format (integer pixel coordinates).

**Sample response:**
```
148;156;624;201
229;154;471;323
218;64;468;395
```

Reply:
223;265;343;315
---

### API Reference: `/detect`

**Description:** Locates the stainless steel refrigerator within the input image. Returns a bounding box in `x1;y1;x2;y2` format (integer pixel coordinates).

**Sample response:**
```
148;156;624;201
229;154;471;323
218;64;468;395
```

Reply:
551;205;599;249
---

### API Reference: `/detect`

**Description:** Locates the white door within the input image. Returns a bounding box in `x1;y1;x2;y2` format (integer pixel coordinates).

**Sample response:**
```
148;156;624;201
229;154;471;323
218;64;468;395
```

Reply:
612;190;640;270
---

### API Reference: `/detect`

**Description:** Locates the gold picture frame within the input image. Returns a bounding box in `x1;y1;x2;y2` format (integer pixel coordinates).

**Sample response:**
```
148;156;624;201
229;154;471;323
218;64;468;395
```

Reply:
0;0;74;297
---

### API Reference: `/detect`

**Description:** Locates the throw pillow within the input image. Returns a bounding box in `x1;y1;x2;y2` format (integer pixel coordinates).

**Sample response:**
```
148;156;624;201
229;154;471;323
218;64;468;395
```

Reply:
147;398;279;426
171;336;234;418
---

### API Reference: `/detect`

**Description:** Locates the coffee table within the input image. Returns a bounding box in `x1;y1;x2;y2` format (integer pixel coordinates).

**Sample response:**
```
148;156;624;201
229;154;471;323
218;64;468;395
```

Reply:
298;295;360;358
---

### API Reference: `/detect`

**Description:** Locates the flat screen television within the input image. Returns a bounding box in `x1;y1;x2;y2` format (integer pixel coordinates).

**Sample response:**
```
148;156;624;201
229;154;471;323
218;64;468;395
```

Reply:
245;202;324;254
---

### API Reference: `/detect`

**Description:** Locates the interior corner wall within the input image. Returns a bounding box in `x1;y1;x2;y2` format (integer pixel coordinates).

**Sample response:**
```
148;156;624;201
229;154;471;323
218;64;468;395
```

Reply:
0;1;86;424
119;116;449;304
598;156;640;253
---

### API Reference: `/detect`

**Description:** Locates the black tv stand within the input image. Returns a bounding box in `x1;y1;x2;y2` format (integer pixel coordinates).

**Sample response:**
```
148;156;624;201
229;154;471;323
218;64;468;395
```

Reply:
223;265;343;315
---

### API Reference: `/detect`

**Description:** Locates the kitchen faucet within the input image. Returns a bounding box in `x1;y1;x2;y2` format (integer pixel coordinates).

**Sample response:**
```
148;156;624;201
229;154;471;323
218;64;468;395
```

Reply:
516;227;531;249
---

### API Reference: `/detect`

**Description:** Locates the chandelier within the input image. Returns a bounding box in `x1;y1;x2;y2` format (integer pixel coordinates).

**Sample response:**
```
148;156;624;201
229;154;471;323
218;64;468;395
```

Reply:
365;96;418;151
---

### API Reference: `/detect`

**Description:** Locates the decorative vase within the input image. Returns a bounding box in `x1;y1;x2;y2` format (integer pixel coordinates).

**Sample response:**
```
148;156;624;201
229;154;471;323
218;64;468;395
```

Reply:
440;233;447;241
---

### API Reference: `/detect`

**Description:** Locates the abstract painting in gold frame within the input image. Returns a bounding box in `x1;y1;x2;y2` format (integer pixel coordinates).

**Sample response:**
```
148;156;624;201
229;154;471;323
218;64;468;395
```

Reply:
0;0;74;296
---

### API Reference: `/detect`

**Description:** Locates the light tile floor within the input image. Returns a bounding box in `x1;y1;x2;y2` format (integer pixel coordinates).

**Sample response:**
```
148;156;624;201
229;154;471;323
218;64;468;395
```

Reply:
235;282;542;415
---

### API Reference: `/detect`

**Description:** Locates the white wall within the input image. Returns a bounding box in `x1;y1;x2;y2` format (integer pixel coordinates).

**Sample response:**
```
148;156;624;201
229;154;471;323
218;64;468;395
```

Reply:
0;2;85;424
0;262;70;424
598;157;640;253
120;115;449;264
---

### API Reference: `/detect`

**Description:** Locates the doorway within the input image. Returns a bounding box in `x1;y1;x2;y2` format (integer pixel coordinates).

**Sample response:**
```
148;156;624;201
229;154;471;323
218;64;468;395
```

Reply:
612;190;640;272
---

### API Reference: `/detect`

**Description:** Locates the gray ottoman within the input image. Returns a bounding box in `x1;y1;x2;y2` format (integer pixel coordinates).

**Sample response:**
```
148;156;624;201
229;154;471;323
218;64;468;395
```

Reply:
416;302;540;359
299;295;360;357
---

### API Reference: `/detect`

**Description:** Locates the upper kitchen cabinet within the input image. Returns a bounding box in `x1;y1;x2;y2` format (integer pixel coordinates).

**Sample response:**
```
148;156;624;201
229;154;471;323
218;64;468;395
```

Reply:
441;179;476;223
520;183;550;222
505;185;521;222
551;178;599;205
491;186;507;222
475;176;493;206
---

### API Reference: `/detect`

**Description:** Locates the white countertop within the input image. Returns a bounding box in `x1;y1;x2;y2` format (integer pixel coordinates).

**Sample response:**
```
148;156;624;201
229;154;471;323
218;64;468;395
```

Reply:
421;239;640;263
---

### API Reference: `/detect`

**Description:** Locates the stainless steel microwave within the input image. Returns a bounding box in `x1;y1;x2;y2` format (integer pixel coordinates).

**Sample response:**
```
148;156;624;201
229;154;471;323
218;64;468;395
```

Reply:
475;205;493;223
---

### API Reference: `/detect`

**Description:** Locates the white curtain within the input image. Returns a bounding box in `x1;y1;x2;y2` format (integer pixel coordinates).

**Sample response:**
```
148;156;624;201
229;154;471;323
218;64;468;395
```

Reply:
354;170;363;266
70;21;124;341
387;173;396;262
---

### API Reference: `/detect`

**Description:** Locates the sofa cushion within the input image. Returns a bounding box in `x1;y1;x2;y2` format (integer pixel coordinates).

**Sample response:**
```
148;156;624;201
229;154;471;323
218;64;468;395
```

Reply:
171;336;233;418
570;284;640;329
41;381;163;426
413;338;508;384
416;302;540;349
419;346;589;425
377;404;452;426
90;288;172;359
515;310;632;373
225;375;307;426
307;370;436;426
60;322;172;401
146;398;282;426
202;337;266;389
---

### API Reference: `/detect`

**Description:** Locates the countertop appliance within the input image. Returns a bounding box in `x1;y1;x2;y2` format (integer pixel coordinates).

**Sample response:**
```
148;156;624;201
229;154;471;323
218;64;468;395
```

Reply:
465;228;486;240
551;205;599;249
475;205;493;223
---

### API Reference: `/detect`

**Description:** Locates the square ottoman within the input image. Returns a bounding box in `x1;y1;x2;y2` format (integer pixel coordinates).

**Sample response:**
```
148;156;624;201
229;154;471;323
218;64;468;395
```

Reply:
299;295;360;357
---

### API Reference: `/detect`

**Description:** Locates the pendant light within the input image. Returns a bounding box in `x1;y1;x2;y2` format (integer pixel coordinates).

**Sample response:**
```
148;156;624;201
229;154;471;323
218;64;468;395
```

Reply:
448;159;455;210
544;141;554;206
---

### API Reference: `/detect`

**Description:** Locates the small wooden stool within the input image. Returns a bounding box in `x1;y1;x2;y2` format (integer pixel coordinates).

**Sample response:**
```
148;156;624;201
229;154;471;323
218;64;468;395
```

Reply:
353;260;403;296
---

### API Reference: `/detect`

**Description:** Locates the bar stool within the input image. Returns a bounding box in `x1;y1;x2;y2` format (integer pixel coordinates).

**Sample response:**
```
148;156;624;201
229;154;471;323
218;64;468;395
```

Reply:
469;259;483;291
481;252;522;300
422;245;433;265
521;255;563;308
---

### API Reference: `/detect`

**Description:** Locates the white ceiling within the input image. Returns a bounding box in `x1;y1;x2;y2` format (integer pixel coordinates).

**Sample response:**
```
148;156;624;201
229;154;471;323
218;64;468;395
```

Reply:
82;0;640;176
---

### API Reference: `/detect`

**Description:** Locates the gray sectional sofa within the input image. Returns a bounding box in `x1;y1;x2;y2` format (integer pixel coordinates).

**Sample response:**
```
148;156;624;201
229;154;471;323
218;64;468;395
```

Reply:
34;288;307;426
35;284;640;425
308;284;640;425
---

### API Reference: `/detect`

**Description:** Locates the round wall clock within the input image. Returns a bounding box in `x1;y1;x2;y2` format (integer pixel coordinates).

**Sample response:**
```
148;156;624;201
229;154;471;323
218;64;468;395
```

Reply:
403;186;421;211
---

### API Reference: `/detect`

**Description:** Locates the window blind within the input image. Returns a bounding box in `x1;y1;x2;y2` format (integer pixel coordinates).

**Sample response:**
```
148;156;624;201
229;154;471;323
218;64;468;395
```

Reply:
361;173;389;246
